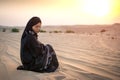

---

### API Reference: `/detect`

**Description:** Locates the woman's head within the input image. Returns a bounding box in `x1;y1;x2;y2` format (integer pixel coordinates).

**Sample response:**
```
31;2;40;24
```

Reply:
32;22;41;33
25;16;42;33
22;16;42;39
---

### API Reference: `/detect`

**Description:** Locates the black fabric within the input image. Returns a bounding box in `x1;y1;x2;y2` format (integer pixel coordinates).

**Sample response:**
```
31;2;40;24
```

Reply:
18;32;59;72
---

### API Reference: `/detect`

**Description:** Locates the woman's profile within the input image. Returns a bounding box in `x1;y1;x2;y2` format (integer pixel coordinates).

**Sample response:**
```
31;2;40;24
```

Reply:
17;16;59;72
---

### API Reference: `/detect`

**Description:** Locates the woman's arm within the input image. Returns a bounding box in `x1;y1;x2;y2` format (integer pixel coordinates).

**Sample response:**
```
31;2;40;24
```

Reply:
27;35;45;57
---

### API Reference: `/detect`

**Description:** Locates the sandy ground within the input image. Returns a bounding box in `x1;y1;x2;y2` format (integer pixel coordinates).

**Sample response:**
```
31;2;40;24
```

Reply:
0;25;120;80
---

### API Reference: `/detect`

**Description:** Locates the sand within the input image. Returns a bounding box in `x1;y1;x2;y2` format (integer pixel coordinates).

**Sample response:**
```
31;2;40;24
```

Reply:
0;25;120;80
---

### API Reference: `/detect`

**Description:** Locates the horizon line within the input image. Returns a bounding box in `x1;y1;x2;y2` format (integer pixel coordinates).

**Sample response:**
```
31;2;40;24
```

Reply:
0;23;120;27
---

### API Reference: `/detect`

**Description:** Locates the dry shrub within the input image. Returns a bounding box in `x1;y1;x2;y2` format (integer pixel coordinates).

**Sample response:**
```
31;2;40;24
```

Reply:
101;29;106;33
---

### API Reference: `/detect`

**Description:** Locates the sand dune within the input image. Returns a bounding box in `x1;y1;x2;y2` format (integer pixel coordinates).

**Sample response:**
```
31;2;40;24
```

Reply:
0;25;120;80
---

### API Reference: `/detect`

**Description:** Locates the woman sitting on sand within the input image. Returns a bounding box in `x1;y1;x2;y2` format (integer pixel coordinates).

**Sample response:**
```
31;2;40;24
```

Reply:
17;17;59;72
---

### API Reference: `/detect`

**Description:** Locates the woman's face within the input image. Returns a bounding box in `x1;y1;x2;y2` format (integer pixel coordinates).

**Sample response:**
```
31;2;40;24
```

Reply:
32;22;41;33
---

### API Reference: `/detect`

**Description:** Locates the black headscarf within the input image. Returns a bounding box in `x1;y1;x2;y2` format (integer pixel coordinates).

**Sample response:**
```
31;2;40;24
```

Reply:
21;16;42;39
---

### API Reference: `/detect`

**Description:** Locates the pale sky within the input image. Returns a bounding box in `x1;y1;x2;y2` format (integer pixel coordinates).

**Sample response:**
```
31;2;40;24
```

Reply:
0;0;120;26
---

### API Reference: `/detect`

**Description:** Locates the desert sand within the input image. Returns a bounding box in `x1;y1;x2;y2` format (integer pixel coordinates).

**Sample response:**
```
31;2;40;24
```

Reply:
0;24;120;80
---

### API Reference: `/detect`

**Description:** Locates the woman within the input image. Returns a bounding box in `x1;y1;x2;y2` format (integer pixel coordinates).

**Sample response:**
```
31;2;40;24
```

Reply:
17;17;59;72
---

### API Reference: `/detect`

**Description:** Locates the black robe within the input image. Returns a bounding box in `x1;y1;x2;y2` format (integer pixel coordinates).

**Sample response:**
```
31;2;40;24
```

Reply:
20;32;59;72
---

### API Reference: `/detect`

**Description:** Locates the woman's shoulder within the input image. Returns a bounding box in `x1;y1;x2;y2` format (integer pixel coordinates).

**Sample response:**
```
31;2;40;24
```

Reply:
25;34;36;41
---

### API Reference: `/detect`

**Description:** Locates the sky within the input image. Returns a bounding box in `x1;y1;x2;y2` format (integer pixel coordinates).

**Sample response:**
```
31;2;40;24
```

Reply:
0;0;120;26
